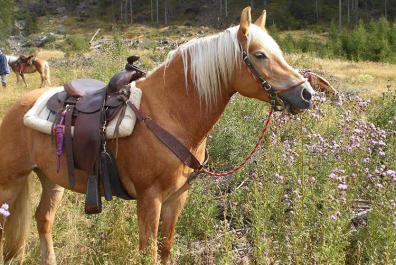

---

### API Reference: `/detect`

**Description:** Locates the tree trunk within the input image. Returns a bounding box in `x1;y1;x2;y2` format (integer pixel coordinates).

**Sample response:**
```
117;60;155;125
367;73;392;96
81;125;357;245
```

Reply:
150;0;153;22
120;1;123;21
112;0;115;21
347;0;350;24
225;0;228;17
339;0;342;30
130;0;133;24
384;0;388;19
250;0;254;9
156;0;159;23
164;0;168;25
315;0;319;22
220;0;222;16
125;0;128;23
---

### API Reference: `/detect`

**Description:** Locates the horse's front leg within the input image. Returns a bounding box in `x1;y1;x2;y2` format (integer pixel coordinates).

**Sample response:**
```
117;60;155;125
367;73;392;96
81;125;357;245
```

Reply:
137;189;162;264
34;171;64;265
20;73;28;88
40;74;45;88
159;187;189;264
15;73;20;84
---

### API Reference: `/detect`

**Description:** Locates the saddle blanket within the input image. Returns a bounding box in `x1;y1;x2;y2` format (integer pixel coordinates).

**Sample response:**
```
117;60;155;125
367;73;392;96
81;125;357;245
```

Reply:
23;81;142;139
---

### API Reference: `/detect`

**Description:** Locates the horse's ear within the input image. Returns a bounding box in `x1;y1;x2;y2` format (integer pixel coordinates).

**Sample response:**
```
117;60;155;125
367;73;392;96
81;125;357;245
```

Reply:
255;10;266;29
239;6;252;37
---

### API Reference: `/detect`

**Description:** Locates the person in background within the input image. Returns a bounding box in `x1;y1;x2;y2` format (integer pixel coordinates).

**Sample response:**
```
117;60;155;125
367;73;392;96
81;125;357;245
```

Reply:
0;49;10;88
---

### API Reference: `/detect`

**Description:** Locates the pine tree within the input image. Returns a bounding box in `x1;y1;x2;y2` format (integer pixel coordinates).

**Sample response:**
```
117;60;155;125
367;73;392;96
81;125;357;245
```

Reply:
0;0;15;42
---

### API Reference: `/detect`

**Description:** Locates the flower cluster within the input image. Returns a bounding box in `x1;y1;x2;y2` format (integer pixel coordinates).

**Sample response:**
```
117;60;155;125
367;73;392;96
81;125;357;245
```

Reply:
0;203;10;218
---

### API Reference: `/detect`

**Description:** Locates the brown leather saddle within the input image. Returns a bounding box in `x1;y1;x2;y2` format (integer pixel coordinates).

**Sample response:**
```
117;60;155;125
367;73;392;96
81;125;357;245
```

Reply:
46;56;145;214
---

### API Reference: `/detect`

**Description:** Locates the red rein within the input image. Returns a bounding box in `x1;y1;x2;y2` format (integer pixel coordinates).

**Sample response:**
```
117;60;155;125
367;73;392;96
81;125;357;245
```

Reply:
202;108;274;177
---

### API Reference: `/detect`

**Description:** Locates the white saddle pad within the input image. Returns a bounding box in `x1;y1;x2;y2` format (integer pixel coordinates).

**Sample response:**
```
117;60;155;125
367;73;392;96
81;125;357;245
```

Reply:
23;81;142;139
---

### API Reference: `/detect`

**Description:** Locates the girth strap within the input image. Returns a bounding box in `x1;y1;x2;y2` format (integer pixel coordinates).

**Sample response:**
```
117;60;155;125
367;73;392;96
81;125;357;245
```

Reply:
126;100;202;171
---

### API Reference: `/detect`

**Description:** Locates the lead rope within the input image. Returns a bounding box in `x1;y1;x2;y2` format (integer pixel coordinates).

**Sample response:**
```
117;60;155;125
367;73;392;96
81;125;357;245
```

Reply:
200;107;273;177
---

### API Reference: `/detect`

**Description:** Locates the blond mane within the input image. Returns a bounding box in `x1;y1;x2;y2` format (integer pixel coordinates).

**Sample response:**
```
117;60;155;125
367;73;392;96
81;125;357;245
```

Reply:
164;25;282;106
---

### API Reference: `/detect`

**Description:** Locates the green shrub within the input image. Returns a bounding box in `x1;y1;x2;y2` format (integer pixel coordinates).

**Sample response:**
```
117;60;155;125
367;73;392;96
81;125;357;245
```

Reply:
65;34;90;52
280;18;396;64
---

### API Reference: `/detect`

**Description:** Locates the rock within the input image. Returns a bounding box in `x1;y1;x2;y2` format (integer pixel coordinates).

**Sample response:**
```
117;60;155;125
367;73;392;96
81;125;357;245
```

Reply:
7;35;28;53
31;33;56;47
159;39;169;45
57;24;66;34
14;20;26;31
56;7;66;15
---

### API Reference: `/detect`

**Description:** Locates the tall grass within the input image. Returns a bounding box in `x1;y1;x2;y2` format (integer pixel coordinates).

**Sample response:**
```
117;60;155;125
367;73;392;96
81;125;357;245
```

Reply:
0;30;395;264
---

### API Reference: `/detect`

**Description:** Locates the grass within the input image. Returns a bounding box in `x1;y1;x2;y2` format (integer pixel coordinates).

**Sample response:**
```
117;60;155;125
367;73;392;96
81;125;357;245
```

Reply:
1;24;396;264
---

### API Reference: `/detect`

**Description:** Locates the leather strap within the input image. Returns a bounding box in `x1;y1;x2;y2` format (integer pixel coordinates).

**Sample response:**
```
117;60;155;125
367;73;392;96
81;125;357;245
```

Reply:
64;104;75;188
126;100;202;170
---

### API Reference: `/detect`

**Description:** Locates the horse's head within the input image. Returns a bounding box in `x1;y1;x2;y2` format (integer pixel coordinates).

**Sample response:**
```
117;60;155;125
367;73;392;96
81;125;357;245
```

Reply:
233;7;314;113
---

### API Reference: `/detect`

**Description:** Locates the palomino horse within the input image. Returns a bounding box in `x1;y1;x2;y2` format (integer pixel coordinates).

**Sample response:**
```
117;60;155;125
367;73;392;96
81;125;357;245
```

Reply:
7;55;51;88
0;7;314;264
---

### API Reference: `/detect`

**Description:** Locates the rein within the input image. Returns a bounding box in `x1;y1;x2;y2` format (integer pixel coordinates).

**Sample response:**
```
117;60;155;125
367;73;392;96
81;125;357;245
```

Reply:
125;44;305;181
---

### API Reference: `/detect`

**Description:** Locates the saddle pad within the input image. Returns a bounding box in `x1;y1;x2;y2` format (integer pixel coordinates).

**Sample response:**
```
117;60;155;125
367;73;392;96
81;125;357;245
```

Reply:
23;82;142;139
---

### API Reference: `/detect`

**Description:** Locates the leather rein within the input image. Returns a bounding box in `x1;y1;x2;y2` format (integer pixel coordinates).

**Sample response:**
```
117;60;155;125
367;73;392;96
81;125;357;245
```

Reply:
125;45;306;181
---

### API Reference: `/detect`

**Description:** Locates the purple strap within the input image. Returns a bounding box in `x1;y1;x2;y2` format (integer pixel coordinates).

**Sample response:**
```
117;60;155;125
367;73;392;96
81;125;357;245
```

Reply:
54;111;66;173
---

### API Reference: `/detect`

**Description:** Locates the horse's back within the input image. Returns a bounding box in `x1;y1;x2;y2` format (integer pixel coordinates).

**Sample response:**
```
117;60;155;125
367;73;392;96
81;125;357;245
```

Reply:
1;89;47;126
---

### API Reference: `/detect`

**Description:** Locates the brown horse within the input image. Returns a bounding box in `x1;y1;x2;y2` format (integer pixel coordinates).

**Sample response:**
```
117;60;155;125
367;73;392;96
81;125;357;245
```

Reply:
0;7;314;264
7;55;51;88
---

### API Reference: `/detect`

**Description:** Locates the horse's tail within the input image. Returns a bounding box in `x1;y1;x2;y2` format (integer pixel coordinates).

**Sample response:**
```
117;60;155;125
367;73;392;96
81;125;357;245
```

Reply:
44;61;51;85
3;176;31;261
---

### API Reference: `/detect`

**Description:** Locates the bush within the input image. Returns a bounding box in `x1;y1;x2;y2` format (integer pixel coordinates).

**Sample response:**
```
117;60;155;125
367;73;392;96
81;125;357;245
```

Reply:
65;34;90;53
277;18;396;63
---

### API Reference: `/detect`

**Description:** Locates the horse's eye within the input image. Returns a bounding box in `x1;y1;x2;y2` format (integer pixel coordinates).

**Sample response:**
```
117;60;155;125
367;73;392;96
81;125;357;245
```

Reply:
254;52;267;60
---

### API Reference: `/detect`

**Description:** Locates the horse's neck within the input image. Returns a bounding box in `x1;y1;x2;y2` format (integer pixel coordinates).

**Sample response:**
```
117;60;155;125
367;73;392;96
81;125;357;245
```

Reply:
137;55;233;149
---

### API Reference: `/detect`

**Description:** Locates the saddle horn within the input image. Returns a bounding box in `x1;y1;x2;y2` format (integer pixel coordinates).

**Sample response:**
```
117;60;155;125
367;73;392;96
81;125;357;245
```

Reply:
107;55;146;94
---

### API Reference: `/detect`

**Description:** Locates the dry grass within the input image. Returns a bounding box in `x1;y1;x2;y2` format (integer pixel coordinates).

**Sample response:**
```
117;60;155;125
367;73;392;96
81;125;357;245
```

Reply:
36;49;65;60
286;53;396;97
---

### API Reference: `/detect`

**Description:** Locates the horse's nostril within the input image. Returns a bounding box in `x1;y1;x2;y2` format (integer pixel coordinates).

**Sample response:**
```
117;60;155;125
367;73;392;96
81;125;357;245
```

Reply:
301;88;312;102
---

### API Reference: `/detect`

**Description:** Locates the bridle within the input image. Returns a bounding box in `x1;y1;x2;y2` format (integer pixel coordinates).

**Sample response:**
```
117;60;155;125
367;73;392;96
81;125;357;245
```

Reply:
240;45;307;110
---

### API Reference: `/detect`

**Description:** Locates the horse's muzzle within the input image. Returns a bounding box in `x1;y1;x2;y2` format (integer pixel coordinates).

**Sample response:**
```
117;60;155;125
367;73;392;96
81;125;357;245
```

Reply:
279;82;314;113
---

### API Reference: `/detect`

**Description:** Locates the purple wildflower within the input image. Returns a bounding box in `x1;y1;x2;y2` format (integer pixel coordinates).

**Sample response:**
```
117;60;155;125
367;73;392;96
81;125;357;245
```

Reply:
386;170;396;178
0;209;10;217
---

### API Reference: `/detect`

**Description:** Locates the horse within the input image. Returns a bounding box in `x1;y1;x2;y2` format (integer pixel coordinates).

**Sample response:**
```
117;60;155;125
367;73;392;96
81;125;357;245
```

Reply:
0;7;314;264
7;55;51;88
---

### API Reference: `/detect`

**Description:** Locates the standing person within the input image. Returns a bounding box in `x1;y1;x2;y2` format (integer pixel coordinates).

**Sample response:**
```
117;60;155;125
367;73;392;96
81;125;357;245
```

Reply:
0;49;10;88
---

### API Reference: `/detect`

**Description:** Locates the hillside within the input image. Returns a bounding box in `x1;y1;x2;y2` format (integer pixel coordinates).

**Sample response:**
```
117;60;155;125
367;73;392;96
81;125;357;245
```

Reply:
0;18;395;264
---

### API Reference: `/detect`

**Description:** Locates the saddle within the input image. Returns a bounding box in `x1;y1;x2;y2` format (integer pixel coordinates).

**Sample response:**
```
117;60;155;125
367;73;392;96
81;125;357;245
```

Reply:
16;55;36;73
19;55;35;64
46;56;145;214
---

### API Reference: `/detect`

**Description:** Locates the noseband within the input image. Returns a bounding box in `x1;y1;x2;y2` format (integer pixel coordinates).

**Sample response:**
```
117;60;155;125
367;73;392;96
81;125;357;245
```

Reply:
240;46;307;110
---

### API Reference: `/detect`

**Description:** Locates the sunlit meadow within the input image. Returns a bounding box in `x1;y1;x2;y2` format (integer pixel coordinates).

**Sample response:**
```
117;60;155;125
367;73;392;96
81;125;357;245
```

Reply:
0;25;395;264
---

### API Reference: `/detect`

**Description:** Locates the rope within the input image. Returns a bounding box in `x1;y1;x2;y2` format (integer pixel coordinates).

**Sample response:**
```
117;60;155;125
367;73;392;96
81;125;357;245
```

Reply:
202;108;274;177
